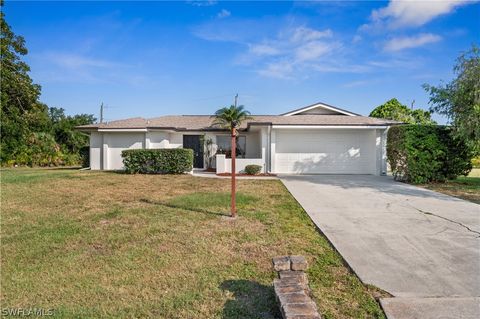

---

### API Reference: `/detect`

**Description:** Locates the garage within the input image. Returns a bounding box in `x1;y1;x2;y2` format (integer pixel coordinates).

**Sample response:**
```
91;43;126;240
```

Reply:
274;129;377;174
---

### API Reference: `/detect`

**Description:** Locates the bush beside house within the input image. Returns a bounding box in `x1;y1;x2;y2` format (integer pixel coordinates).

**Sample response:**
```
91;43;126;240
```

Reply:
244;164;262;175
122;149;193;174
387;125;473;183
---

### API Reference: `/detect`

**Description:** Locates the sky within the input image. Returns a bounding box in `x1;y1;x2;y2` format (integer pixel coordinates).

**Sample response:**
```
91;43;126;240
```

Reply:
4;0;480;123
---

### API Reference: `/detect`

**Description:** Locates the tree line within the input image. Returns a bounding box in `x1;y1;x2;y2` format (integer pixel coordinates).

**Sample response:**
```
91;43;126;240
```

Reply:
1;2;96;166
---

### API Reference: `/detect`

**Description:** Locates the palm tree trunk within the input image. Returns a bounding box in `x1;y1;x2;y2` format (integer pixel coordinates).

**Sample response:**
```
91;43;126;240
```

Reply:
231;128;236;217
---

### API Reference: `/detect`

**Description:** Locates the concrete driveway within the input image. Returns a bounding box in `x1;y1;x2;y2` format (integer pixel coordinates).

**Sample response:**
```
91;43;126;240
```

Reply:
280;175;480;319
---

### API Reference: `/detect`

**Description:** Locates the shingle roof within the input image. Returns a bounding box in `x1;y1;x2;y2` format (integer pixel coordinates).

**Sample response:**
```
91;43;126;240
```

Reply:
77;115;398;131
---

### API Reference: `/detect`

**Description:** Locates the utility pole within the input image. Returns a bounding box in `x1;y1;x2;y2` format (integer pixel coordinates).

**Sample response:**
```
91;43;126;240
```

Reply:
411;99;415;110
234;93;238;107
100;103;104;123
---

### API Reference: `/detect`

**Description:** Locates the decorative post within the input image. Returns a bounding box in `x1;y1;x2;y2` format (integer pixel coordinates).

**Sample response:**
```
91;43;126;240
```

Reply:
231;127;237;217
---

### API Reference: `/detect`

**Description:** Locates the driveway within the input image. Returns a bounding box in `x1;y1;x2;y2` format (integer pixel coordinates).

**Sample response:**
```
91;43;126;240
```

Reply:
280;175;480;319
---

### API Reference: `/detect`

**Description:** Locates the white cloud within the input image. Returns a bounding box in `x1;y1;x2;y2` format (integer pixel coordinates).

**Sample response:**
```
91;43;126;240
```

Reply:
194;22;362;79
217;9;231;18
295;41;338;62
290;27;332;43
46;53;121;69
257;61;294;79
187;0;217;7
249;43;281;56
384;33;442;52
362;0;474;30
352;34;362;43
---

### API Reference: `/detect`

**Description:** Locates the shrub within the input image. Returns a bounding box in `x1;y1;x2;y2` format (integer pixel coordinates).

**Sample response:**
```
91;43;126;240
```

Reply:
122;148;193;174
387;125;473;183
244;164;262;175
79;146;90;168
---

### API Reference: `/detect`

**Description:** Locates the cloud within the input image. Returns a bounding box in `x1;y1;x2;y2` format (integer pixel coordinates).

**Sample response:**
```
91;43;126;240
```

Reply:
257;61;294;79
253;28;339;78
194;20;383;79
217;9;231;18
31;51;145;85
249;43;281;56
362;0;474;30
46;52;122;69
187;0;217;7
384;33;442;52
290;26;332;43
295;41;339;62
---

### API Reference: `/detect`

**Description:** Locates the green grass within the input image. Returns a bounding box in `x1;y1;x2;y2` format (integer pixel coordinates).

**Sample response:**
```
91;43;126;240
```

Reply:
421;168;480;204
1;168;386;318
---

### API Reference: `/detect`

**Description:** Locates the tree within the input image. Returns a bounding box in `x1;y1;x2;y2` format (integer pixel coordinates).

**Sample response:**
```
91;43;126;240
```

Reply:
424;45;480;155
0;0;50;163
369;98;435;124
49;107;96;153
212;105;252;218
0;2;96;166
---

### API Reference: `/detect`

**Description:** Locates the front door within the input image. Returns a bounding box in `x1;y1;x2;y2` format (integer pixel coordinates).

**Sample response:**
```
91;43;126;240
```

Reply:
183;135;204;169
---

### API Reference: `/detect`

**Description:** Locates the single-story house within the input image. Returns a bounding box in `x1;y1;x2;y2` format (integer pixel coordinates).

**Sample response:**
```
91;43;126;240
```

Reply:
76;102;397;175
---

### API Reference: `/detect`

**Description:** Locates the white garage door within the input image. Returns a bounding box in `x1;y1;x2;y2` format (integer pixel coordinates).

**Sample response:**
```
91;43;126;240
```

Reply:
105;133;144;170
274;129;376;174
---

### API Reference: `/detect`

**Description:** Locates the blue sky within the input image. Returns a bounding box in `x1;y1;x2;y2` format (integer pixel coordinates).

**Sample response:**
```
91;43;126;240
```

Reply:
5;1;479;122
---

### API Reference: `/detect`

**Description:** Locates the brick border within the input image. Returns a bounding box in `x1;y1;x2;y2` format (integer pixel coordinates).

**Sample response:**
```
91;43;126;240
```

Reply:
272;256;322;319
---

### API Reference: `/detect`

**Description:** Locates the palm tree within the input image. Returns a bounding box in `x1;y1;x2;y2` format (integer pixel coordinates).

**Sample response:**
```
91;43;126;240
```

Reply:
212;105;252;218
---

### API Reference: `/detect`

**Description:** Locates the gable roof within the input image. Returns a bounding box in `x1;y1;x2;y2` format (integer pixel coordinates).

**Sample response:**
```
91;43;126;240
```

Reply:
280;101;361;117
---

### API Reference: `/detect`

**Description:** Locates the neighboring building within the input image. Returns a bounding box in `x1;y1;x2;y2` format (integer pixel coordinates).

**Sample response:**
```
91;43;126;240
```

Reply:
76;102;397;175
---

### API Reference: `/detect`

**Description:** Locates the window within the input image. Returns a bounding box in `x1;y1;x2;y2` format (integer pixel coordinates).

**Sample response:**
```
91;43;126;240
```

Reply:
216;135;246;158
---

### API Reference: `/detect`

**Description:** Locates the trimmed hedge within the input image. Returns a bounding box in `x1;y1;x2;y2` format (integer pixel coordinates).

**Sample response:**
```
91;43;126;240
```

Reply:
122;148;193;174
387;125;473;183
244;164;262;175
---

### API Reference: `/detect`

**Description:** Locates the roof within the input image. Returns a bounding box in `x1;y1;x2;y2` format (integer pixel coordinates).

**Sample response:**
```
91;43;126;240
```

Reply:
280;101;361;116
77;114;398;131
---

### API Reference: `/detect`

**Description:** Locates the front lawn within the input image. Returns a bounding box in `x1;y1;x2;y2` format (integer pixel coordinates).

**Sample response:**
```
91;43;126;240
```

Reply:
420;168;480;204
1;169;386;318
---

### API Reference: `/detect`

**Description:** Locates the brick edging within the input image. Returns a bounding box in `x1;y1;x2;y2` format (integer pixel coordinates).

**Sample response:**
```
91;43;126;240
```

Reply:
272;256;322;319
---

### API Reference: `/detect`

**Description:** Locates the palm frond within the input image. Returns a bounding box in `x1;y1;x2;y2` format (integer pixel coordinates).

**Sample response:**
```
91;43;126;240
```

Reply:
211;104;252;129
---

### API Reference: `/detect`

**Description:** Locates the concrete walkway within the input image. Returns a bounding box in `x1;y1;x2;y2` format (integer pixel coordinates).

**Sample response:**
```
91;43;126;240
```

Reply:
192;170;278;180
280;175;480;319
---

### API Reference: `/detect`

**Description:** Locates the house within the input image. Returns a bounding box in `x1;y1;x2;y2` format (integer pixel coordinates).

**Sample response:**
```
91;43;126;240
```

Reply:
76;102;397;175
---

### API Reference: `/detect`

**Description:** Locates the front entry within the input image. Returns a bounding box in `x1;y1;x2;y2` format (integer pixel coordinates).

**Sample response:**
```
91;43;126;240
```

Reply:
183;135;204;169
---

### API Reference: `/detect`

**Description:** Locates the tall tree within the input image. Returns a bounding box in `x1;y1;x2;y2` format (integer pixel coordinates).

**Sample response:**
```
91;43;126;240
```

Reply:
49;107;96;153
212;105;252;218
370;98;435;124
424;45;480;154
0;0;50;163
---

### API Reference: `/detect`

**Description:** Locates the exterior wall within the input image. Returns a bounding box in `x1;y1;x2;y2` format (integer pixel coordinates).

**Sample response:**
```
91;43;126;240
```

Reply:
168;133;183;148
103;133;144;170
147;131;169;148
88;127;386;174
216;154;265;174
89;132;102;170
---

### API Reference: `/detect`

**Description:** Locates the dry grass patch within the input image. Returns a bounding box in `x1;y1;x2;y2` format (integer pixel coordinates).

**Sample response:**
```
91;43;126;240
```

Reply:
1;168;386;318
419;169;480;204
